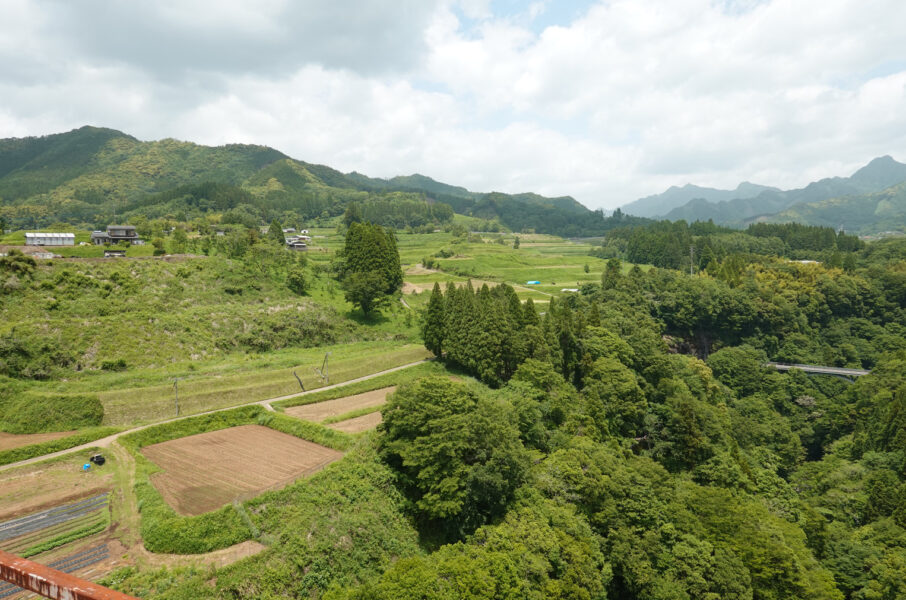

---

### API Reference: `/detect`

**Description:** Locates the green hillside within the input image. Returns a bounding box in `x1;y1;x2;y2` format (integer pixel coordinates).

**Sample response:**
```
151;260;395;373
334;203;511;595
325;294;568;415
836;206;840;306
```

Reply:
660;156;906;232
0;126;614;236
764;181;906;233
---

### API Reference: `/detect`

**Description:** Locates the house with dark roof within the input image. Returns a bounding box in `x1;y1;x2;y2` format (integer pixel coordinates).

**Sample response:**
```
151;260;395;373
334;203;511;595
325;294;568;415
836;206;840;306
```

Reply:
91;225;143;245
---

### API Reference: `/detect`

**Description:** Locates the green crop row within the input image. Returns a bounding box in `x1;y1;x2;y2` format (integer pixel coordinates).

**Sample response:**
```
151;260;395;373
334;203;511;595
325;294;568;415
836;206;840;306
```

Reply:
22;513;109;558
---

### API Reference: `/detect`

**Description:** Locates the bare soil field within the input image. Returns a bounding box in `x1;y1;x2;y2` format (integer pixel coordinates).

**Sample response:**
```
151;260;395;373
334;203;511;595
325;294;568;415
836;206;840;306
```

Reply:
0;455;113;522
284;386;396;422
0;431;76;452
143;425;342;516
328;412;383;434
404;264;441;275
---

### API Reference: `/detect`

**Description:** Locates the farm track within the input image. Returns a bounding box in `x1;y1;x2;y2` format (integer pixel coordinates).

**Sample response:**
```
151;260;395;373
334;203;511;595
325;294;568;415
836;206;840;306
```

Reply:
0;359;430;473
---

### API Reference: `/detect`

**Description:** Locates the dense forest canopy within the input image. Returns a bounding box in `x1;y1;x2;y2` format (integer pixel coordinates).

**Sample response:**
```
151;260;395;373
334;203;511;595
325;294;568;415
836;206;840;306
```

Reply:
343;235;906;600
593;220;865;271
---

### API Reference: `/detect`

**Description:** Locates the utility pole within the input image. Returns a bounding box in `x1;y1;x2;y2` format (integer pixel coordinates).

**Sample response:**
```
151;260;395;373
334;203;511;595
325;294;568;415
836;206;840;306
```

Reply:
314;352;331;385
172;377;182;416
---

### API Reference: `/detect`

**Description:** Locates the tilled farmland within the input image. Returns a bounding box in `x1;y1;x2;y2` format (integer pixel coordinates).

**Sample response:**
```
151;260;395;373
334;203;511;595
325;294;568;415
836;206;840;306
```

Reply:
285;386;395;422
142;425;343;516
327;411;383;433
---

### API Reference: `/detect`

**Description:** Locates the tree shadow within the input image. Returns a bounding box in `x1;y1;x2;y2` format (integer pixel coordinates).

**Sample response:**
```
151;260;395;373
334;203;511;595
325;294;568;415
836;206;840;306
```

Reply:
344;308;391;325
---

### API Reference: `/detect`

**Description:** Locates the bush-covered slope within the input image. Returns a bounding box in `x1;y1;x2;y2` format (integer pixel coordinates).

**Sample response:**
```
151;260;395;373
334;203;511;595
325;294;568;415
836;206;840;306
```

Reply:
0;127;609;236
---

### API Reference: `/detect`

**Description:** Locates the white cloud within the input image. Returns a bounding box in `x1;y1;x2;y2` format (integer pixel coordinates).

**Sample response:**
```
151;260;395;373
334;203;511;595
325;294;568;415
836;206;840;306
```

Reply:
0;0;905;209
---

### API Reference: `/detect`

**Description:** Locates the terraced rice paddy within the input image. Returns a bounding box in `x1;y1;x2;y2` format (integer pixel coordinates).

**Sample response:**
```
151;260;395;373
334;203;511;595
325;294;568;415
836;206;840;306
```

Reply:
143;425;343;516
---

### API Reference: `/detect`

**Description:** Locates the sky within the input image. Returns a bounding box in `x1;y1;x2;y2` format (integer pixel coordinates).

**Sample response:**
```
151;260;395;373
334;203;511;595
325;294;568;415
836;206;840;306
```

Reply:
1;0;905;210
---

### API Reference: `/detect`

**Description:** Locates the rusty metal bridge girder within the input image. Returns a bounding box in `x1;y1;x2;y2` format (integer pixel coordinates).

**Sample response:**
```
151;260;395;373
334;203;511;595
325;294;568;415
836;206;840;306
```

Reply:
0;549;139;600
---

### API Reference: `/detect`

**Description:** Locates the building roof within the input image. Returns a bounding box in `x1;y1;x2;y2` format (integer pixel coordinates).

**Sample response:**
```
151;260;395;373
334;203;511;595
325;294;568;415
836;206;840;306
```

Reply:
25;232;75;239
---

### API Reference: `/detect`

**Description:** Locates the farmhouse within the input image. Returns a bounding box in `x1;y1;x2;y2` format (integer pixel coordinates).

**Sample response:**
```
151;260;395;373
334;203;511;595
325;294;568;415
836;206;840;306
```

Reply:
91;225;143;245
25;232;74;246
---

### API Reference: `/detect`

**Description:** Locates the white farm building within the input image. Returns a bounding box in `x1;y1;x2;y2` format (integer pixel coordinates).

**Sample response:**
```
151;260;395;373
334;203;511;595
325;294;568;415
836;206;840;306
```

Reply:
25;232;75;246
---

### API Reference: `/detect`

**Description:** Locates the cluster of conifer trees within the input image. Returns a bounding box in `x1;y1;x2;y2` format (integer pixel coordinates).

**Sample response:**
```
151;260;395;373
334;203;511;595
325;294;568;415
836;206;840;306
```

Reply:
423;281;543;386
339;222;403;314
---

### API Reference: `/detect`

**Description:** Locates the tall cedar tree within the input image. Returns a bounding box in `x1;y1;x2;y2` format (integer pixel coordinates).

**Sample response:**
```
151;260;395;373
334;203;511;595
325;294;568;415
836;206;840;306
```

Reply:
267;218;285;245
342;222;403;295
423;282;445;357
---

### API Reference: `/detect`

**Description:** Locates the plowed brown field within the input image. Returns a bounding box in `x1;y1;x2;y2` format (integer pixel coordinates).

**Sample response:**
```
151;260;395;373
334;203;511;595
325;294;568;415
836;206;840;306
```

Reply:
284;387;396;422
0;431;75;451
143;425;342;516
327;412;383;434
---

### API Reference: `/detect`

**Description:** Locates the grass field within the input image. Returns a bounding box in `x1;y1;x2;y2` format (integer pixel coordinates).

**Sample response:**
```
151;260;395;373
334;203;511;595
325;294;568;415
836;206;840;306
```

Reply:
143;425;343;516
98;343;429;425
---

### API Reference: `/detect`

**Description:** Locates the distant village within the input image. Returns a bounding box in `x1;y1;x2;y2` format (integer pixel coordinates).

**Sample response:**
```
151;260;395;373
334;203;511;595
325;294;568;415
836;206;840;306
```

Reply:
1;225;313;259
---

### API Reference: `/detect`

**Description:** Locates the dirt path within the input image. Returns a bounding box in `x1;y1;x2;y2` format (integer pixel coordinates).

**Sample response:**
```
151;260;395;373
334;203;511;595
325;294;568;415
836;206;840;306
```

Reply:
285;387;395;422
0;359;429;473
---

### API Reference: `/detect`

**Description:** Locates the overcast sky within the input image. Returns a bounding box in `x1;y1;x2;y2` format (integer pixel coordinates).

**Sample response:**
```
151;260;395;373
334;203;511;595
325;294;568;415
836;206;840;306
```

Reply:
2;0;905;209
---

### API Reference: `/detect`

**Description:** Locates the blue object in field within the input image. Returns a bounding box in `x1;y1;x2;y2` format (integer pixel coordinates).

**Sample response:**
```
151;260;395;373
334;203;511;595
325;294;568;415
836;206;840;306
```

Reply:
526;280;540;285
82;463;91;471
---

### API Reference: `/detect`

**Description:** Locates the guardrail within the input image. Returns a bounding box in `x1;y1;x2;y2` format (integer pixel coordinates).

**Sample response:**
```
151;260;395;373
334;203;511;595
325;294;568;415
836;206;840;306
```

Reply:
0;549;138;600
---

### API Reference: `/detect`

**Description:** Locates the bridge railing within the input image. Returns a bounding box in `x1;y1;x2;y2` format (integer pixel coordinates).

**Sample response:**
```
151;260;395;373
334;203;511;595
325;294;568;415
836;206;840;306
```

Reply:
0;549;139;600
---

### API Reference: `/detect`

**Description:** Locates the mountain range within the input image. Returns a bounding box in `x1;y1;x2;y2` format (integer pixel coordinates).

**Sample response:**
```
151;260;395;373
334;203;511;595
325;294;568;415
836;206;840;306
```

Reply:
621;156;906;233
0;126;601;236
2;126;905;236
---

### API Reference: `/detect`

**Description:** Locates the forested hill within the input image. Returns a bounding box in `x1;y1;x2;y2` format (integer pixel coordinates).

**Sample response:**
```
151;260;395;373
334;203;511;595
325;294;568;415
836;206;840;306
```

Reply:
623;156;906;233
0;126;613;236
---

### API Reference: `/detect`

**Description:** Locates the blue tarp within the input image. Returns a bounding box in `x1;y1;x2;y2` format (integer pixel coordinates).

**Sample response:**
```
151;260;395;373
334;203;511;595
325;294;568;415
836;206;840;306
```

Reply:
526;280;540;285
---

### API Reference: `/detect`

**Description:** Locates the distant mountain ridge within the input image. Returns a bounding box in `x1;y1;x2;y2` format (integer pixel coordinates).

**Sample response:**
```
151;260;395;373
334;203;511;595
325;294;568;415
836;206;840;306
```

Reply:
0;126;604;235
623;156;906;233
620;181;778;218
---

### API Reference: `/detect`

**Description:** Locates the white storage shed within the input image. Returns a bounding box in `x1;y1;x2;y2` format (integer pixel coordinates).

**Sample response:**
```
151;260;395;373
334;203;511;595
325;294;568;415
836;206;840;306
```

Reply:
25;233;75;246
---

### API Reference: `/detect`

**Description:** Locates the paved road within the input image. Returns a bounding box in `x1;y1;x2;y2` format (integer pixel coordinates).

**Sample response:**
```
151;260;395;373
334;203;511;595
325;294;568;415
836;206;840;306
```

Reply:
765;362;870;377
0;359;429;473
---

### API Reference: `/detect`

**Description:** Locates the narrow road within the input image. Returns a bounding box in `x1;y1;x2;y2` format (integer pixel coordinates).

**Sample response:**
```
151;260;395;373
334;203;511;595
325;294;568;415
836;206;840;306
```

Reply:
765;362;870;377
0;359;429;473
